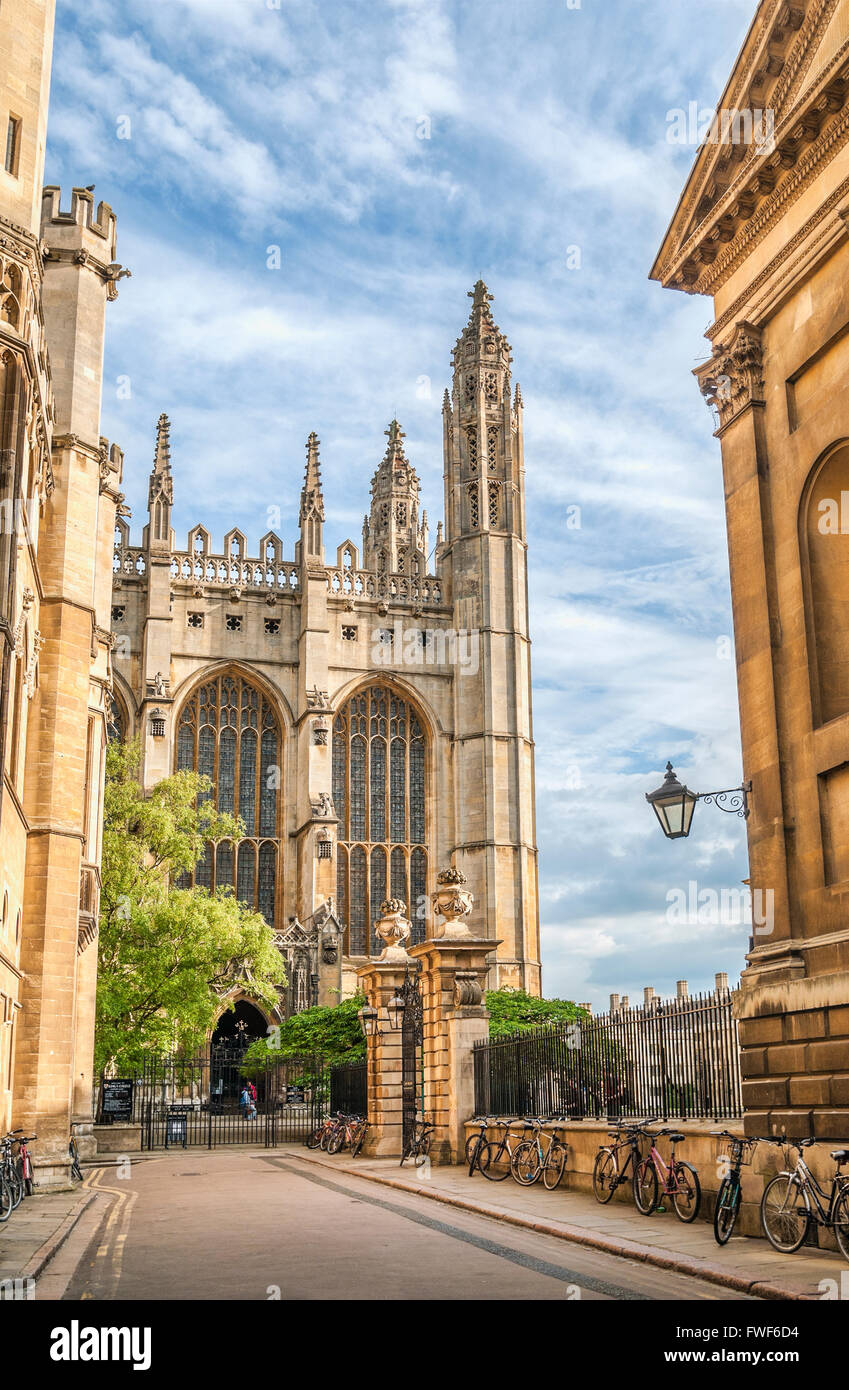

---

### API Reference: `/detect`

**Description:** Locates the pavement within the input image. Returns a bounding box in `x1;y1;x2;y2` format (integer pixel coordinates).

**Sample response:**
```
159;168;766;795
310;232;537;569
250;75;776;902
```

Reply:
292;1146;848;1301
1;1145;844;1301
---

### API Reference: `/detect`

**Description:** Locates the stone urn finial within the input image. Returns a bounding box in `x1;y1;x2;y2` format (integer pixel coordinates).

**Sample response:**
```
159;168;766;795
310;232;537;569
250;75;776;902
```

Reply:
430;866;475;939
374;898;412;961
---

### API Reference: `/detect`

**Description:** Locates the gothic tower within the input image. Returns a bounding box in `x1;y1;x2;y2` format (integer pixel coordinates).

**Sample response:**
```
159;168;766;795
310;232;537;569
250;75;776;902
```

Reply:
362;420;429;576
441;280;539;991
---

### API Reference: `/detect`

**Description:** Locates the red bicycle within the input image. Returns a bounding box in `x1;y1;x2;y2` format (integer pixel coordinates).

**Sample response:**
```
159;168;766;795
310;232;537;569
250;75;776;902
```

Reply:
633;1126;701;1222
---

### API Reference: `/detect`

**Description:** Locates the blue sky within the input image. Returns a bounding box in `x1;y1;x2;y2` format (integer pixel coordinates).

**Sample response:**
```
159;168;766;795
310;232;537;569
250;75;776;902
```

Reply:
45;0;760;1011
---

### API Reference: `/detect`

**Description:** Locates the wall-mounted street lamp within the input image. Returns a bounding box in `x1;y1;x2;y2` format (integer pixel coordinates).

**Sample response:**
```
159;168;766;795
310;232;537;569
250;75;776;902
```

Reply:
646;761;751;840
358;1003;380;1038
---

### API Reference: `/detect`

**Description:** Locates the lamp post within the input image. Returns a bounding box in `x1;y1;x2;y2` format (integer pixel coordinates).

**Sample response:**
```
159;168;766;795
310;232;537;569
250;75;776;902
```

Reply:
646;761;751;840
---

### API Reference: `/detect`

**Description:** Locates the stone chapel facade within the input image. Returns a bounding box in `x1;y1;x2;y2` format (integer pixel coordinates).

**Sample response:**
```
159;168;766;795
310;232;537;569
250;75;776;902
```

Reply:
111;282;542;1020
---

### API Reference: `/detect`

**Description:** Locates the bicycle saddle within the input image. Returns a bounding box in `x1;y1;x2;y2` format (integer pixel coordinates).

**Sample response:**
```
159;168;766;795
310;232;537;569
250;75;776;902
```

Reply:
831;1149;849;1163
666;1132;686;1144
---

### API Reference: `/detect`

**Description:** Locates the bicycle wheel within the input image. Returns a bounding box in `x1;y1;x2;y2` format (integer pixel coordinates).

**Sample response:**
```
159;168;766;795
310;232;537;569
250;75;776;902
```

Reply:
511;1140;541;1186
0;1174;12;1223
833;1185;849;1261
305;1125;324;1150
761;1173;810;1253
633;1158;659;1214
713;1176;741;1245
478;1141;508;1181
8;1163;23;1208
414;1134;432;1166
326;1126;345;1155
672;1161;701;1223
351;1124;368;1158
465;1133;481;1170
542;1141;567;1191
592;1149;617;1204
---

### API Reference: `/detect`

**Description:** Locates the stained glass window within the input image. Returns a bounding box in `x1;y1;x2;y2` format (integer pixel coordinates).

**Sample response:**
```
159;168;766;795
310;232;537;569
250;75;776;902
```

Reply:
333;684;428;956
175;673;281;926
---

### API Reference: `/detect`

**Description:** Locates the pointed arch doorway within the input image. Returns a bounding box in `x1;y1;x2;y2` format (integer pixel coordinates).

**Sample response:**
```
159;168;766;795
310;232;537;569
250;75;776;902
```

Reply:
209;1000;270;1113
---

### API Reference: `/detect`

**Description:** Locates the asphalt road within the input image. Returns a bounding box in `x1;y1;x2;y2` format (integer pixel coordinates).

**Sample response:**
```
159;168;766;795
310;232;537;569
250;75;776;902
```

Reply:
56;1149;757;1302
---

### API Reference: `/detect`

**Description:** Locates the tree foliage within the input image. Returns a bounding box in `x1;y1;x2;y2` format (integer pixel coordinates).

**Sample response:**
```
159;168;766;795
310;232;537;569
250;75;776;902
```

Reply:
96;739;285;1072
484;989;587;1038
241;993;366;1072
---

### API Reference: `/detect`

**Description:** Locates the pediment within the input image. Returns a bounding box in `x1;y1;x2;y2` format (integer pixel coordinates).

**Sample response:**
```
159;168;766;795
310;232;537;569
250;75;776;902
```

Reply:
652;0;849;295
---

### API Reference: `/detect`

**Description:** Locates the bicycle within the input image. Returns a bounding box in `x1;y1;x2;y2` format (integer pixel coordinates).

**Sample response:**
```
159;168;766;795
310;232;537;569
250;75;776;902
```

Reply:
511;1116;570;1189
327;1113;367;1155
633;1126;701;1222
306;1114;336;1150
401;1117;435;1167
0;1135;22;1221
69;1135;83;1183
592;1118;658;1204
471;1116;535;1182
760;1137;849;1258
711;1130;758;1245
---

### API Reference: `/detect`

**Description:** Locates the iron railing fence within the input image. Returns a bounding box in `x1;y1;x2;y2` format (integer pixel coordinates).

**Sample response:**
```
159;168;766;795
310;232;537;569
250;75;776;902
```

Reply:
473;988;743;1122
329;1060;368;1117
96;1048;326;1147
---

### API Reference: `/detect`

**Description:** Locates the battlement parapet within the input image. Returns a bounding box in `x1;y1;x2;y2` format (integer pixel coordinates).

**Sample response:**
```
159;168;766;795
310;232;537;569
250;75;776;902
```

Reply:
41;187;118;261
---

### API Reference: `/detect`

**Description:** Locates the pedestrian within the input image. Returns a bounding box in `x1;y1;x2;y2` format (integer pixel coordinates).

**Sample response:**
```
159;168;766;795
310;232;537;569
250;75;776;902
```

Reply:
239;1084;251;1118
248;1079;257;1105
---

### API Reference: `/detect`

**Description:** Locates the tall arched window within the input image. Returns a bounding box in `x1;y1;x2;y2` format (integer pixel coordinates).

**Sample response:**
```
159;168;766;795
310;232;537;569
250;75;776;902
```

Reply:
176;672;281;926
333;685;428;956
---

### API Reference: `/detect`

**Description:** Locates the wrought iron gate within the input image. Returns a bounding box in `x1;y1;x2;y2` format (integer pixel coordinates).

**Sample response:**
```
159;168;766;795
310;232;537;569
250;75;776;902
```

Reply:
400;966;423;1155
134;1049;325;1149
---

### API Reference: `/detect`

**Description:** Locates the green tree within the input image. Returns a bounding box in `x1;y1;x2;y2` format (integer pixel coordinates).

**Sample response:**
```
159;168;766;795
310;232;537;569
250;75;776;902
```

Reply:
484;989;587;1038
241;994;366;1073
96;739;285;1071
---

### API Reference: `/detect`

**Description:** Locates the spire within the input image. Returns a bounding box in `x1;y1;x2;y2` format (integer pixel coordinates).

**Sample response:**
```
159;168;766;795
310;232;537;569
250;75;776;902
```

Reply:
148;413;173;549
382;418;408;466
153;412;171;474
363;419;422;574
298;431;324;563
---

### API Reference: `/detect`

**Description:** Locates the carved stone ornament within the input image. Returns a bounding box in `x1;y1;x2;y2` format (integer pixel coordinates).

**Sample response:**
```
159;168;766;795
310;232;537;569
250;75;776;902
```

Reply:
453;970;484;1008
374;899;412;961
698;320;764;430
431;865;475;939
313;717;329;746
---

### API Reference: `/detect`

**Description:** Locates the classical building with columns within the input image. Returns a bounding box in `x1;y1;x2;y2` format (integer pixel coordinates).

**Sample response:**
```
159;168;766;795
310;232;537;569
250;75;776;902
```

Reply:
652;0;849;1137
1;0;126;1181
111;281;542;1026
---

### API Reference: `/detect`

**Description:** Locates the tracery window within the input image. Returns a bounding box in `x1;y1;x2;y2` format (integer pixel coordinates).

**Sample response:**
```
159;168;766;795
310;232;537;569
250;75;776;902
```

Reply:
489;481;500;527
175;672;281;926
487;426;498;472
466;427;478;472
333;686;428;956
468;482;479;530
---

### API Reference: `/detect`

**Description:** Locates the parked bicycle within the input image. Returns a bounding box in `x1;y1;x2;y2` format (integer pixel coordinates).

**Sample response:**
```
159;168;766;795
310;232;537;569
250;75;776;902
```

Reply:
401;1117;435;1167
0;1130;36;1219
592;1118;659;1204
633;1126;701;1222
511;1115;570;1190
467;1116;538;1182
327;1114;369;1157
710;1130;758;1245
760;1136;849;1258
69;1134;83;1183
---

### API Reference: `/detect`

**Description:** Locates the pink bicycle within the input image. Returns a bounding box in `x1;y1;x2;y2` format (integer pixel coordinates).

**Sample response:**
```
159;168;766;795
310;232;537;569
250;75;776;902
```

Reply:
633;1126;701;1222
